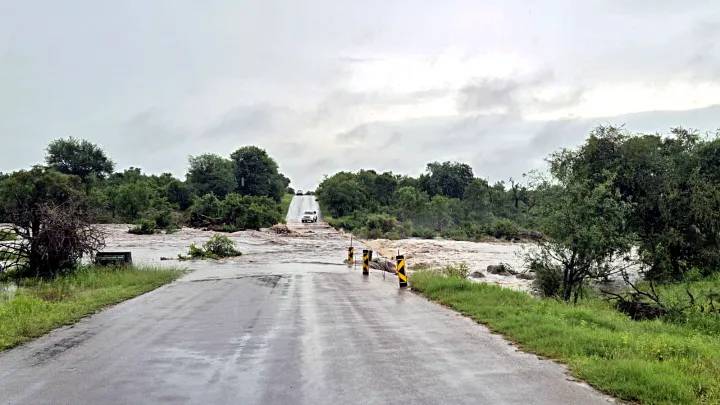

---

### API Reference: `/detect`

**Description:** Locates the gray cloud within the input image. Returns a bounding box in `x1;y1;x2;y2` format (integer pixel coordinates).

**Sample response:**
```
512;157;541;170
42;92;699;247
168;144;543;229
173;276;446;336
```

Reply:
1;0;720;191
457;72;584;116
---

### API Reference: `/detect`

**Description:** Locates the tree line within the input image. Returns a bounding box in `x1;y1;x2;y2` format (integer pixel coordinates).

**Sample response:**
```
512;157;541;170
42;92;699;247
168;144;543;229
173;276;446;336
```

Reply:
317;126;720;302
0;138;289;277
316;161;537;241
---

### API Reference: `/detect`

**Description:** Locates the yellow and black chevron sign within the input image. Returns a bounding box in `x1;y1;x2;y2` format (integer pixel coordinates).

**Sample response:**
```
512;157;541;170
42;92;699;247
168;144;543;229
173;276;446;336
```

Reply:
347;246;354;264
362;249;370;275
396;255;408;287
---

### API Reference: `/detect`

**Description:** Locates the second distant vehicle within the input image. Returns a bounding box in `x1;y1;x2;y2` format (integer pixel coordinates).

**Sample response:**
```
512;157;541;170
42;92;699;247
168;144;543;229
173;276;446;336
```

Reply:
301;210;318;223
296;190;304;195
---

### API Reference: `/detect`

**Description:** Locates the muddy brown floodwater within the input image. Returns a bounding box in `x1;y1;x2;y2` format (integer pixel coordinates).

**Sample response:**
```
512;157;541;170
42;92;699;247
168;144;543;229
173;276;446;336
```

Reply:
101;223;349;265
363;238;536;291
101;222;536;291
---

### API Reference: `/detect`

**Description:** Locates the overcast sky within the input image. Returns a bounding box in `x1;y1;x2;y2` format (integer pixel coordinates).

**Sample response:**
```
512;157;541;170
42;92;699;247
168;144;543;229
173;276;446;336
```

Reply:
1;1;719;189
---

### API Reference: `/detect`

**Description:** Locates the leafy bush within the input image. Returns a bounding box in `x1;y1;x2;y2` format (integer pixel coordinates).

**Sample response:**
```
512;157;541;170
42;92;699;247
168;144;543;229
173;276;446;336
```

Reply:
203;235;241;257
326;212;367;231
128;218;157;235
441;262;470;278
457;222;486;241
441;227;469;241
244;196;282;229
411;226;436;239
488;218;520;240
180;235;241;260
189;193;223;227
188;193;281;230
365;213;398;234
529;259;563;298
149;201;180;230
360;213;400;239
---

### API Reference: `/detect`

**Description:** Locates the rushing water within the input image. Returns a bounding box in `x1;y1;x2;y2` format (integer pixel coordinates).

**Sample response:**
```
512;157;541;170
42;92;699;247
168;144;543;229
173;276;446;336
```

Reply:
100;223;353;267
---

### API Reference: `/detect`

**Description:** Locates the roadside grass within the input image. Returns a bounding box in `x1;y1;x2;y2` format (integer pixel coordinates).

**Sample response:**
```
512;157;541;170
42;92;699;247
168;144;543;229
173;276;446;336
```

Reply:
0;265;182;351
653;273;720;336
280;193;294;219
410;270;720;404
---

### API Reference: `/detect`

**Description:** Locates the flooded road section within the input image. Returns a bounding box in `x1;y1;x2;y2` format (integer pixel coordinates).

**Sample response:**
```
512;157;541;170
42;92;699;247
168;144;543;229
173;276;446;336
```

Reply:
0;196;612;404
100;195;353;281
100;193;534;288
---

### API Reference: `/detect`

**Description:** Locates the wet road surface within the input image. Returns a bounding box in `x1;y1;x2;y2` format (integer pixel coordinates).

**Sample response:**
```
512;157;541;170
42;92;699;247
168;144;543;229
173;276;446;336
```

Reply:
285;194;322;223
0;197;613;404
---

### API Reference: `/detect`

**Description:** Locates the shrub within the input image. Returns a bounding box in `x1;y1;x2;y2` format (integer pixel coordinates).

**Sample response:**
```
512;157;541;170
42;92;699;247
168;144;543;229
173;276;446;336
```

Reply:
221;193;248;227
456;222;486;241
128;218;157;235
442;227;469;241
180;234;241;260
365;213;398;234
203;235;241;257
188;193;223;227
244;196;282;229
488;218;520;240
326;212;367;231
355;213;405;239
411;226;436;239
149;202;180;230
441;262;470;278
189;193;281;230
530;259;563;297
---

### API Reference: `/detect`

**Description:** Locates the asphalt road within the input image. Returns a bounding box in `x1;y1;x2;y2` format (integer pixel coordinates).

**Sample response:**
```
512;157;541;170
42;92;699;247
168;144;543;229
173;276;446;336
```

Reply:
285;194;321;223
0;197;613;404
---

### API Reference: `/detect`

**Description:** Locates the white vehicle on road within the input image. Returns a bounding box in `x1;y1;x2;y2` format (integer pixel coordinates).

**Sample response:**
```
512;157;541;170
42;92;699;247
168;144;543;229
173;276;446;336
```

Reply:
301;210;318;223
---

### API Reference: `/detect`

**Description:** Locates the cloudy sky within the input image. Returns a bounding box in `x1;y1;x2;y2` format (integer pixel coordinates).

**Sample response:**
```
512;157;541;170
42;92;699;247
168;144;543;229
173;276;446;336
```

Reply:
1;1;719;189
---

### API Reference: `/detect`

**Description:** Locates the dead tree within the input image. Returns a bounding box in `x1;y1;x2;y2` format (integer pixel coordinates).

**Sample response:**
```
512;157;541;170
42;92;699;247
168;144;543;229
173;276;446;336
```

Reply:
1;201;105;277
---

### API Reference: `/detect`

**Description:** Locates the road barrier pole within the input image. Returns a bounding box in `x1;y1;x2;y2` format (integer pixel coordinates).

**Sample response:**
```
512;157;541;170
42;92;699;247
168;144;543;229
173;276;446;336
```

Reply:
396;255;408;288
362;249;370;276
347;246;354;265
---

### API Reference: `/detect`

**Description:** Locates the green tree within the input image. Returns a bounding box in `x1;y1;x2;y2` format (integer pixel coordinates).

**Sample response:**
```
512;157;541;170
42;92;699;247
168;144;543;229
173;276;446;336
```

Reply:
163;178;192;210
316;172;366;217
109;180;155;221
463;178;491;221
394;186;427;221
45;137;114;180
230;146;286;201
0;167;104;276
419;161;474;198
529;176;633;302
186;154;236;198
426;195;455;232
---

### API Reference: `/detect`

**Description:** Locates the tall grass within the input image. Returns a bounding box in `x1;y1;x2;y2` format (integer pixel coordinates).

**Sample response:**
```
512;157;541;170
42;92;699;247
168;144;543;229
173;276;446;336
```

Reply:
0;265;181;351
411;271;720;404
280;193;294;219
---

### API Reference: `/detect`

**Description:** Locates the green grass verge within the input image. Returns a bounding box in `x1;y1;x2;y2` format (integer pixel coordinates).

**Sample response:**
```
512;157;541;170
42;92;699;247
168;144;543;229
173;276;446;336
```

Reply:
410;271;720;404
280;193;294;220
0;265;182;351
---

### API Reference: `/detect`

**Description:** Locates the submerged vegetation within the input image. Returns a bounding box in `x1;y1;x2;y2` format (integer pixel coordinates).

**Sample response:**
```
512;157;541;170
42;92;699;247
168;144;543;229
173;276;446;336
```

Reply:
179;235;242;260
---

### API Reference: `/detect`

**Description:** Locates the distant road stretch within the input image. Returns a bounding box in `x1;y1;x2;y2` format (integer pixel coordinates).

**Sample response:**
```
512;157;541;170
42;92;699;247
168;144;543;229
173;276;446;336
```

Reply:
286;195;321;223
